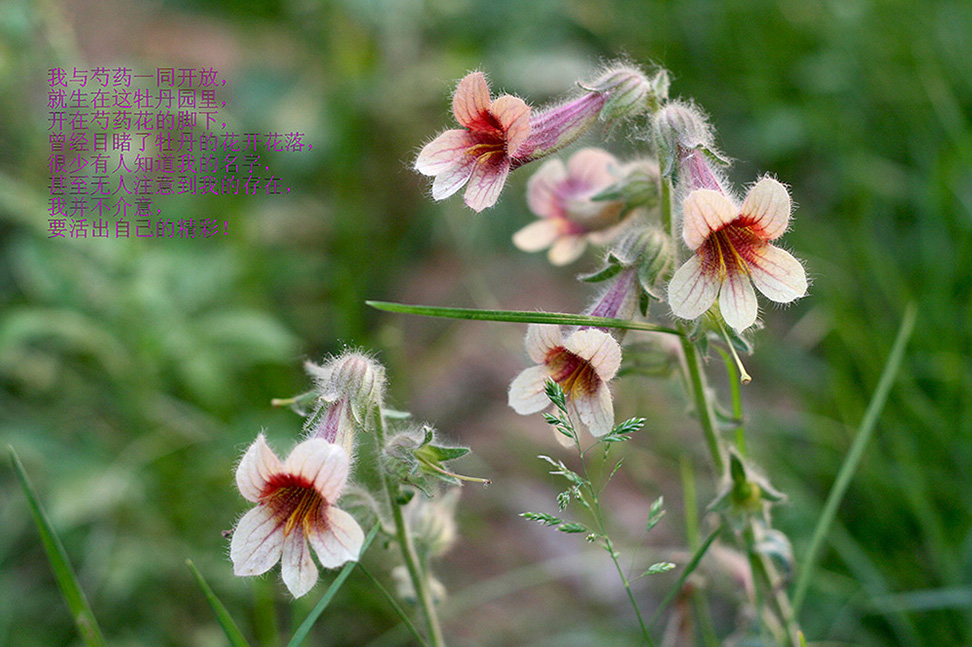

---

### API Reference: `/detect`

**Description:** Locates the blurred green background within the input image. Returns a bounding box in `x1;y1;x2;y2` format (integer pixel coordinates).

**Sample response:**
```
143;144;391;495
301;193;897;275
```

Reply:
1;0;970;645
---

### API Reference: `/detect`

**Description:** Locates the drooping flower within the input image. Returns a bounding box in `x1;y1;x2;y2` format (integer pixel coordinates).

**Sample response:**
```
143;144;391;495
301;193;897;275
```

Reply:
513;148;628;265
303;352;385;456
230;434;364;598
508;324;622;444
415;72;531;212
667;178;808;333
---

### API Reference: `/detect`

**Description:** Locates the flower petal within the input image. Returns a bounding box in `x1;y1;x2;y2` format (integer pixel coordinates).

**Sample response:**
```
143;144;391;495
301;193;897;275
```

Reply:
283;439;349;503
280;529;318;598
236;434;283;503
682;189;737;250
749;245;807;304
565;148;617;190
231;505;284;577
526;158;568;217
547;236;586;266
668;254;720;320
491;95;531;155
452;72;492;128
719;269;758;333
513;219;561;252
430;154;476;201
308;507;364;569
740;177;791;240
524;323;562;363
572;386;615;438
508;365;552;415
415;129;476;176
463;153;510;212
565;329;621;382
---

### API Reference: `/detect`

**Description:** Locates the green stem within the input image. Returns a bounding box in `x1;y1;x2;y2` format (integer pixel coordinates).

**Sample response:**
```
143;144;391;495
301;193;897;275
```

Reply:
716;347;747;456
679;334;725;474
373;409;446;647
358;565;429;647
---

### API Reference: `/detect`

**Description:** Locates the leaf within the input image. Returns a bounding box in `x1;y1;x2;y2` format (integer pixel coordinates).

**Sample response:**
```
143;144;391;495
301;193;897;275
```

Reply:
642;562;677;576
520;512;564;527
645;496;666;533
9;446;107;647
186;560;252;647
557;522;589;534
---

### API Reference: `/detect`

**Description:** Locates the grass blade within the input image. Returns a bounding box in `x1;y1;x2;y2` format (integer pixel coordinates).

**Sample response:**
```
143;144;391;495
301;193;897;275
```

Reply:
366;301;680;335
791;303;917;614
288;522;381;647
8;446;107;647
186;560;252;647
648;524;723;628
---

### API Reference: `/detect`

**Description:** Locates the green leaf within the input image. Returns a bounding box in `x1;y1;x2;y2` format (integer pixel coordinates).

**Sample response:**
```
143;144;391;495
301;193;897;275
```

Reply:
557;522;589;534
9;446;107;647
520;512;564;527
645;496;666;533
186;560;252;647
288;523;381;647
367;301;680;335
642;562;677;576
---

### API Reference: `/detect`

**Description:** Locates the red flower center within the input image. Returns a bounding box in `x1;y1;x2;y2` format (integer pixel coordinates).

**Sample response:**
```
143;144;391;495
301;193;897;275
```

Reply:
545;346;600;398
261;474;328;536
698;221;764;280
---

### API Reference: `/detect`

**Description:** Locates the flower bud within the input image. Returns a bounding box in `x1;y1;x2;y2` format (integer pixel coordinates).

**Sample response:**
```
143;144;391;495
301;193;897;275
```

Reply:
303;352;386;456
654;102;730;191
582;226;674;315
581;64;663;123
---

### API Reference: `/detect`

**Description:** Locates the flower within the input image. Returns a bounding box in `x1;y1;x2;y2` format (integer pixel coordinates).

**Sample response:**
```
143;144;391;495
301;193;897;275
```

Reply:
415;72;531;212
667;178;808;333
508;324;621;443
513;148;627;265
230;434;364;598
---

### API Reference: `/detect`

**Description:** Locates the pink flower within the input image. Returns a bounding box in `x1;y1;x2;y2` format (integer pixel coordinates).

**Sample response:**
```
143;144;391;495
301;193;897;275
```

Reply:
513;148;627;265
415;72;531;212
508;324;621;444
667;178;808;333
230;434;364;598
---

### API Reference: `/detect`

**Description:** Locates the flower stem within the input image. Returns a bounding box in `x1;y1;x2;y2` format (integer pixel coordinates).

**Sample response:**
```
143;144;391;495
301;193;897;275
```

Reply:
679;334;724;475
373;409;446;647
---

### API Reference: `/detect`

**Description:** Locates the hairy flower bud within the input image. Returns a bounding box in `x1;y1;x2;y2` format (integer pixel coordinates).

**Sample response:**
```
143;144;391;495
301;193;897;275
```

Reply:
303;352;386;456
654;102;730;191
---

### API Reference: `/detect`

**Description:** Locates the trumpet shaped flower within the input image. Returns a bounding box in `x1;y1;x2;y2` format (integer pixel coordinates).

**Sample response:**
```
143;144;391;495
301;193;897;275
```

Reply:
667;178;807;332
508;324;621;443
513;148;627;265
230;434;364;598
415;72;531;212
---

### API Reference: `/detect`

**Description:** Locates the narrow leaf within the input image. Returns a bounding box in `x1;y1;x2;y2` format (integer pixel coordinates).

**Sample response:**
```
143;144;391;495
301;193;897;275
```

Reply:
649;524;723;627
288;523;381;647
9;446;107;647
366;301;680;335
186;560;252;647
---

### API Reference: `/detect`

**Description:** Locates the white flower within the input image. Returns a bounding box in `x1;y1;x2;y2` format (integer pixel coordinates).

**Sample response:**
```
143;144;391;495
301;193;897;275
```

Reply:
508;324;622;444
667;178;808;332
230;434;364;598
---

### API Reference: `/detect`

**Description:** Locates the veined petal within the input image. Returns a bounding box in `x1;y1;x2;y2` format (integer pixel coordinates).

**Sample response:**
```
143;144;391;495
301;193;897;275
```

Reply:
565;329;621;381
524;323;562;362
508;365;552;415
566;148;617;189
308;507;364;569
572;386;615;438
464;153;510;212
682;189;737;250
668;254;720;320
283;439;349;503
452;72;492;128
548;236;586;266
415;129;477;175
749;245;807;303
513;219;561;252
491;95;531;154
430;154;476;200
740;178;791;240
280;529;318;598
231;505;284;577
236;434;283;503
719;269;758;333
526;158;568;217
